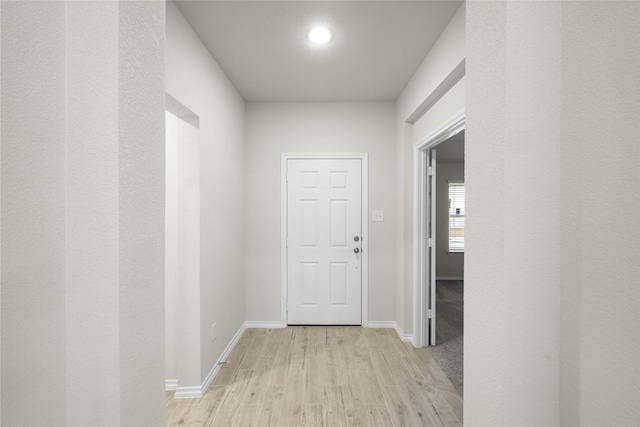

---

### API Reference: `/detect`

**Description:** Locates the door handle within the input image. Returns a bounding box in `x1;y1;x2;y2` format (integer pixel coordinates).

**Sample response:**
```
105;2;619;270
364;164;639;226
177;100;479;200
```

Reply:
353;236;360;242
354;247;360;254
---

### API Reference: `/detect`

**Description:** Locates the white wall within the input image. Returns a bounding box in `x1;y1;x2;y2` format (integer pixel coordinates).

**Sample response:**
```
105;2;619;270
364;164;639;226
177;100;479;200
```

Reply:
245;102;396;324
166;1;246;387
558;3;639;426
412;77;466;146
466;3;562;424
1;1;166;425
434;163;464;278
466;1;639;425
396;3;466;336
1;3;66;423
66;3;121;422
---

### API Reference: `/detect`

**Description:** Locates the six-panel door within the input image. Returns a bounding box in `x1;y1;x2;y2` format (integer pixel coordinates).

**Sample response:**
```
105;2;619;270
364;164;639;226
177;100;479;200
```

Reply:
287;159;362;325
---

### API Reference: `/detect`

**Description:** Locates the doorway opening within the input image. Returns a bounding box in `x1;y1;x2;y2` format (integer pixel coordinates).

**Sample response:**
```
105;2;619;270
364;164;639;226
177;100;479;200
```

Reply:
414;111;464;395
428;130;465;396
165;95;201;397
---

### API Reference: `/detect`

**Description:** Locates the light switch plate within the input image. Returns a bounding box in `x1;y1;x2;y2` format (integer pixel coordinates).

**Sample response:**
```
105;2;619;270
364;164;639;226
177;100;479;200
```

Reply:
373;210;384;222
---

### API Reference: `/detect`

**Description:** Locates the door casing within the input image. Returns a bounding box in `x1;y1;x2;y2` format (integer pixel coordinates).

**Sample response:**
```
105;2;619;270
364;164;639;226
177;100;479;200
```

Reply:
281;154;369;327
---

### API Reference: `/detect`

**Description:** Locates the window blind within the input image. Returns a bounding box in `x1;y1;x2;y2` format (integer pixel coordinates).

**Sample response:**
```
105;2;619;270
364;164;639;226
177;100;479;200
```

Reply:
448;183;465;252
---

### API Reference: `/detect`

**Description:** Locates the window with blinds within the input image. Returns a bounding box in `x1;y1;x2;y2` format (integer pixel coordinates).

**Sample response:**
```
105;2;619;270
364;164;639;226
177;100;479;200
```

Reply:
448;182;465;252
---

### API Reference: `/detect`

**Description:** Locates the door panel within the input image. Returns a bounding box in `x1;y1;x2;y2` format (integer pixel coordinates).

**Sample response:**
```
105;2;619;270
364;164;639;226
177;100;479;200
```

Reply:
301;201;318;246
330;200;348;246
287;158;362;325
301;263;319;304
330;263;348;305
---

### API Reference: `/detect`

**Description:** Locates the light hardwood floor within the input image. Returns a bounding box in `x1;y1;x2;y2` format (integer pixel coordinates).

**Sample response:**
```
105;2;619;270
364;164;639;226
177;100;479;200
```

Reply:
166;327;463;426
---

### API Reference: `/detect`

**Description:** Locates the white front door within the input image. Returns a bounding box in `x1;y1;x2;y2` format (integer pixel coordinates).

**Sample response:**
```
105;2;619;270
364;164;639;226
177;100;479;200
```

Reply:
286;158;362;325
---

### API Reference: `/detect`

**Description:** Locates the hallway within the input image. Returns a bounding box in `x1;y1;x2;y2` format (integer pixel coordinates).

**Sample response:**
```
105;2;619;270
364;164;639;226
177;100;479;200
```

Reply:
1;1;637;425
166;327;463;426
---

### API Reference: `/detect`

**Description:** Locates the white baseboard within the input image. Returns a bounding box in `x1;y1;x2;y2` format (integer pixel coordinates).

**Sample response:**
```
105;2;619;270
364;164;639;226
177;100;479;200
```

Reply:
366;321;396;329
394;323;414;343
173;386;202;399
173;322;247;399
245;321;285;329
436;275;464;281
165;379;178;391
366;321;413;344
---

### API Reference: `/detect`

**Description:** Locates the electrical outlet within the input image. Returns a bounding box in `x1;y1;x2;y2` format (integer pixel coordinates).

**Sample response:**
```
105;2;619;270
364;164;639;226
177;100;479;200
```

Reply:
211;323;217;342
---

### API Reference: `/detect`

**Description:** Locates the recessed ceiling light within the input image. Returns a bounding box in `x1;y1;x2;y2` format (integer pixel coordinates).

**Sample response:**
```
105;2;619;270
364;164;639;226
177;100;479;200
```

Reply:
309;26;332;44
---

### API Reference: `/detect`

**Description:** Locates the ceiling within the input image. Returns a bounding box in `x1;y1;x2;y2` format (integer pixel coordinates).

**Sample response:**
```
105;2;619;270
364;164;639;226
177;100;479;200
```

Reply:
174;1;463;102
435;129;464;163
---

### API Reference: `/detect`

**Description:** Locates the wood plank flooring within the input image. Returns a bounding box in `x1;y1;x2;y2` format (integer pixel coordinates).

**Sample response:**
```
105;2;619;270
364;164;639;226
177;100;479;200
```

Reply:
166;327;463;426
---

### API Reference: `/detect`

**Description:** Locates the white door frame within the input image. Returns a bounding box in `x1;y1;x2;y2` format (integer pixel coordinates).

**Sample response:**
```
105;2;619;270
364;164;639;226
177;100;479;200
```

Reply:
281;154;369;327
413;110;465;347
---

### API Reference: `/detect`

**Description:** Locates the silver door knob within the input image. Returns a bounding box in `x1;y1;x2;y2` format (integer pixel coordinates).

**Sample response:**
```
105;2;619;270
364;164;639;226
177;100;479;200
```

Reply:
354;248;360;253
354;236;360;242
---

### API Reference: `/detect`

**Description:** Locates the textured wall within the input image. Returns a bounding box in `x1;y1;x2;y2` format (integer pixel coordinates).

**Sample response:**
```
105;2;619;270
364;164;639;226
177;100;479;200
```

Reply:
1;2;67;424
65;2;120;424
1;1;166;425
166;1;246;385
466;1;639;425
466;2;562;424
559;2;639;425
0;5;3;422
465;2;506;423
117;2;165;423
